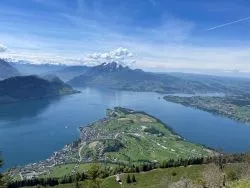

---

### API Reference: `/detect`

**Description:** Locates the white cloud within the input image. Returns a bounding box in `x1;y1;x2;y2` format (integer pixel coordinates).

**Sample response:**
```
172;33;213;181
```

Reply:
0;47;135;67
86;47;134;66
0;44;7;53
1;4;250;74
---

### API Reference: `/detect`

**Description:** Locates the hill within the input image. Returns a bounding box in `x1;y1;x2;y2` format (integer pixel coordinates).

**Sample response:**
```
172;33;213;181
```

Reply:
0;59;20;80
168;72;250;95
0;75;78;104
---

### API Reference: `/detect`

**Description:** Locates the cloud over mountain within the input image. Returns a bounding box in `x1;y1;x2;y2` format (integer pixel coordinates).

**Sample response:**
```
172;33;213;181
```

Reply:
86;47;134;66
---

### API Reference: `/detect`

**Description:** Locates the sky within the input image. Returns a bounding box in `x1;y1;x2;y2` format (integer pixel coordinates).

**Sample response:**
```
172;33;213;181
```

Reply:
0;0;250;74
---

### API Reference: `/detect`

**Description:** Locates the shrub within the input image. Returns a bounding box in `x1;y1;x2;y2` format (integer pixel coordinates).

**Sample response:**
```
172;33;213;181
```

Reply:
172;171;177;176
227;170;239;181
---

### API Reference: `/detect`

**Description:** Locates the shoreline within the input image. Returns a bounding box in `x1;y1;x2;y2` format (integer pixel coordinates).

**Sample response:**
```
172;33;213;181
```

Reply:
6;107;216;180
164;96;250;125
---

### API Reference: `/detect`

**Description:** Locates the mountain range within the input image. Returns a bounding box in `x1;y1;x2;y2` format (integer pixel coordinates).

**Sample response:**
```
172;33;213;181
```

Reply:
2;59;250;95
9;60;66;75
68;62;234;94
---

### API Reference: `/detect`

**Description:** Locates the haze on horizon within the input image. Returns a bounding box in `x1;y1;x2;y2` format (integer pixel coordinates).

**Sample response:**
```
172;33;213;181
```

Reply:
0;0;250;77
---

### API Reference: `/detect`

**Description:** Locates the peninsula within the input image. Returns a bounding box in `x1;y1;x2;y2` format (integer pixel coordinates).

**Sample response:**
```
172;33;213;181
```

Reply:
8;107;215;180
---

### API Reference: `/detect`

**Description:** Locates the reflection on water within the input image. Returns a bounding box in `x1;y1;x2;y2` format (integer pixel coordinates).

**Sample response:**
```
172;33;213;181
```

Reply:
0;97;61;123
0;88;250;170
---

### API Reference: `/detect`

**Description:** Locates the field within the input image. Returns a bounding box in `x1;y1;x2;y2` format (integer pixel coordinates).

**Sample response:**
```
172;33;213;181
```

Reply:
41;163;118;179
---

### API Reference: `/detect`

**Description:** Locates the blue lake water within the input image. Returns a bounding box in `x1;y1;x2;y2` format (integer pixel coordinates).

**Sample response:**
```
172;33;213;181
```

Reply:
0;88;249;170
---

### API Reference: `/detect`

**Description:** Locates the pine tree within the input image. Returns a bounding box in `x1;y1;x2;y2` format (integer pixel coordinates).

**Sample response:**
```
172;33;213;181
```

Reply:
81;172;86;181
126;174;132;184
75;180;80;188
0;157;4;188
132;174;136;183
135;166;140;173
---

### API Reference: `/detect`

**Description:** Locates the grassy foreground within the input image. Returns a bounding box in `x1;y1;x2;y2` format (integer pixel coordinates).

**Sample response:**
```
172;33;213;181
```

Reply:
17;163;250;188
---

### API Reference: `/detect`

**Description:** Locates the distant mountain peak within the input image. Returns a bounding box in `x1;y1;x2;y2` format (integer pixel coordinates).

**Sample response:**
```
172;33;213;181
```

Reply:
0;59;20;80
92;62;131;73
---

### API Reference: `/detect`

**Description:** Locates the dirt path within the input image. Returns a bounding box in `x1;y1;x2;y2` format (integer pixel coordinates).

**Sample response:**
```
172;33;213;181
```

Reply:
78;142;86;162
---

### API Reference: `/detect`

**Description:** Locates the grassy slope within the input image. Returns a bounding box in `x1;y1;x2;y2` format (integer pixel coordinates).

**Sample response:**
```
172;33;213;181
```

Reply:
230;180;250;188
41;163;118;179
102;165;205;188
23;165;206;188
22;164;250;188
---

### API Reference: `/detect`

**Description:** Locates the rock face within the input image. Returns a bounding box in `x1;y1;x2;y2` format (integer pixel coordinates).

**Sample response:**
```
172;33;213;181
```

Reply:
0;59;20;80
0;75;78;104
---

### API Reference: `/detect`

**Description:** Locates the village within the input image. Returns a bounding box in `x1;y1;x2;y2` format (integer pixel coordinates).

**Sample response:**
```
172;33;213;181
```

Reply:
8;141;80;180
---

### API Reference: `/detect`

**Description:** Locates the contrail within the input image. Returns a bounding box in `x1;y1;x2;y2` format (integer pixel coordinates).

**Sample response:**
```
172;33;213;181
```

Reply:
206;16;250;31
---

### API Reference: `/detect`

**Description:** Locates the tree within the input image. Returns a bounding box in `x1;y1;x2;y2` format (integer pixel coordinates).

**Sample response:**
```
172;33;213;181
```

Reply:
132;174;136;183
75;172;81;182
126;174;132;184
0;156;5;188
87;164;101;180
75;180;80;188
135;166;140;173
81;172;86;181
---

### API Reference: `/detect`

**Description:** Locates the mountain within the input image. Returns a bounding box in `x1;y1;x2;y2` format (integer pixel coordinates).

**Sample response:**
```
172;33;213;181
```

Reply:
9;61;90;82
52;65;90;81
0;59;20;80
0;75;78;104
9;61;66;76
68;62;222;94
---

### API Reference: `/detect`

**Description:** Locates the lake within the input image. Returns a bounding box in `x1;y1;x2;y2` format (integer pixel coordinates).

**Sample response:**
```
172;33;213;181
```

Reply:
0;88;249;170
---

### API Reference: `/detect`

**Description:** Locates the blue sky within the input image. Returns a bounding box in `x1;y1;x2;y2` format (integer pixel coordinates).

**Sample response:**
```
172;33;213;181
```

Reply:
0;0;250;73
